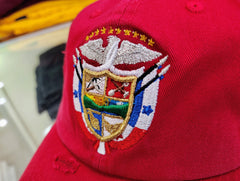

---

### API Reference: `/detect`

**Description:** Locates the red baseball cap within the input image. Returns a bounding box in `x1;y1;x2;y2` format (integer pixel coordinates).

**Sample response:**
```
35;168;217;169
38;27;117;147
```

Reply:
20;0;240;180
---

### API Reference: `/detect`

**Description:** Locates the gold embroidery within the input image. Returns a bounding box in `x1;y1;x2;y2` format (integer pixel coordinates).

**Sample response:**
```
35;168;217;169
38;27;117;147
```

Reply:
124;29;131;36
85;35;89;41
132;31;139;38
101;27;106;34
140;34;147;42
94;96;108;106
88;111;100;130
82;69;137;142
85;93;95;101
85;73;93;82
148;38;155;46
115;28;121;34
89;32;94;38
95;29;99;36
103;118;122;134
108;27;114;34
88;27;156;48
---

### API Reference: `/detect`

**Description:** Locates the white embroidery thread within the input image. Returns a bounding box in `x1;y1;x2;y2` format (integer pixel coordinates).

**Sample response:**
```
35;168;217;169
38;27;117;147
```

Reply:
80;36;162;69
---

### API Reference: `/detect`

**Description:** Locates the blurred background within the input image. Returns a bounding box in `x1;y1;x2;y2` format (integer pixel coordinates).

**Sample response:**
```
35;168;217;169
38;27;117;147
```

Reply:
0;0;96;180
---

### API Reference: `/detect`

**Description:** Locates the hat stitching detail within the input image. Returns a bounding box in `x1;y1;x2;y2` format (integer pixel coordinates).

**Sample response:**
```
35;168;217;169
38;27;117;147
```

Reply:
73;89;78;98
80;36;161;67
53;154;80;174
73;57;169;153
142;105;153;116
73;66;167;151
73;62;83;113
73;55;82;84
123;29;131;36
85;27;156;47
73;28;170;154
81;69;136;144
95;29;100;36
108;26;114;34
83;60;145;77
132;31;139;38
115;28;122;34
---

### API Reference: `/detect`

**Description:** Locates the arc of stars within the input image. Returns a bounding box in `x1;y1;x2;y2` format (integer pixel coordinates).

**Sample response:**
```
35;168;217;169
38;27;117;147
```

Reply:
85;27;155;47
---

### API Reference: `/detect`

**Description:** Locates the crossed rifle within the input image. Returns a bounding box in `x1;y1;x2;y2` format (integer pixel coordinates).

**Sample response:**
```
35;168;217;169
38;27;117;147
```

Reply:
73;53;170;97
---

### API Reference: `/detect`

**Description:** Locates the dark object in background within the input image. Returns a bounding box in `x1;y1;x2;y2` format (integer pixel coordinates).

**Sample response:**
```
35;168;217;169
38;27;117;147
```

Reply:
0;0;42;18
36;44;65;120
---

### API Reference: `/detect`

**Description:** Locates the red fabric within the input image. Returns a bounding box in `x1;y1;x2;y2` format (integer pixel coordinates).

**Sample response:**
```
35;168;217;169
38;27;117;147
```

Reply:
20;125;125;181
202;168;240;181
109;128;147;150
20;124;240;181
21;0;240;180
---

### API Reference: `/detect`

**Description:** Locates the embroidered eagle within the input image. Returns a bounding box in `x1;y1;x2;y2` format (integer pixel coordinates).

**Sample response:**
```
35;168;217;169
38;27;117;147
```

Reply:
79;36;162;67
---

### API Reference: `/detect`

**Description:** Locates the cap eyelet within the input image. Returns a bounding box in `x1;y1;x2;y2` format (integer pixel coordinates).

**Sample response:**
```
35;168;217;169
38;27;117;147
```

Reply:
186;1;205;13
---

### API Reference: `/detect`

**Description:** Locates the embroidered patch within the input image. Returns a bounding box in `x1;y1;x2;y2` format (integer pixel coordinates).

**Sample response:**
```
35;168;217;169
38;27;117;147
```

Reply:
73;26;170;155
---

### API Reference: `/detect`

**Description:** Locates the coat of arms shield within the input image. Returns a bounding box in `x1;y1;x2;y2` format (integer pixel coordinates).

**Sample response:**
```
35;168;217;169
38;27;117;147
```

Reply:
81;69;137;142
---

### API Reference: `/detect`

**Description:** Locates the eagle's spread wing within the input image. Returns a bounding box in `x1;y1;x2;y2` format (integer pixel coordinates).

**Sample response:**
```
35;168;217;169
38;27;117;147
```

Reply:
80;38;105;64
80;37;162;67
114;40;162;65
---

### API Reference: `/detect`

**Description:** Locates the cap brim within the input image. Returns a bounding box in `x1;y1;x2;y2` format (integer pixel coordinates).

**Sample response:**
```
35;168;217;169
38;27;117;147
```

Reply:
20;123;240;181
20;124;126;181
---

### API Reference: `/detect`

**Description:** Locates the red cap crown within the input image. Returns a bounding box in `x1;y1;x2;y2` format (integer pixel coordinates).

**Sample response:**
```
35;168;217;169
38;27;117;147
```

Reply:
23;0;240;180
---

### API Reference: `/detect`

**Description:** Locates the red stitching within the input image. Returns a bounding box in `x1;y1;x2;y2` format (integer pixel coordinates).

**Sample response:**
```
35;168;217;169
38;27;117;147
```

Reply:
109;128;147;149
53;154;80;174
